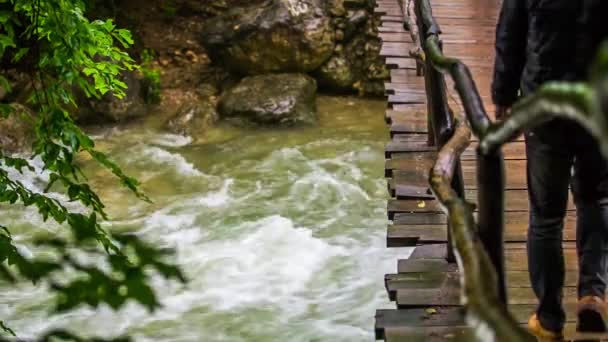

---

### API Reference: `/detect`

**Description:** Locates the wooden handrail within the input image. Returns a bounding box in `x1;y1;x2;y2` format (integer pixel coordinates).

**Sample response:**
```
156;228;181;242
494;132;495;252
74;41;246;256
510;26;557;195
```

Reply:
428;120;533;342
404;0;608;340
403;0;533;340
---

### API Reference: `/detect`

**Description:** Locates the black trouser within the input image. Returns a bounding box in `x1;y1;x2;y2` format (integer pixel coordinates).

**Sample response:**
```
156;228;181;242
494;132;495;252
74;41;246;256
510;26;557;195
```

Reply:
526;119;608;332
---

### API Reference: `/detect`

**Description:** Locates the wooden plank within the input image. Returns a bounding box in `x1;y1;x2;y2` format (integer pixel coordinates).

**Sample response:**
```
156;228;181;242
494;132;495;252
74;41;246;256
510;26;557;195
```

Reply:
385;57;418;70
395;283;579;307
386;271;578;292
390;69;425;83
387;189;574;216
379;25;407;33
386;140;526;159
405;243;581;271
381;15;406;23
391;210;576;226
387;159;528;190
385;107;428;123
388;92;427;104
377;308;608;342
388;121;429;135
387;211;577;246
380;32;414;43
375;308;466;340
385;82;426;95
384;326;473;342
381;42;416;57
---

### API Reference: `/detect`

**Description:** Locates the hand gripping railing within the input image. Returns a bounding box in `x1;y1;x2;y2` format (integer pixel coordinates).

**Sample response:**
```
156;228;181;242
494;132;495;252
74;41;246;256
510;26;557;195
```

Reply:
401;0;608;340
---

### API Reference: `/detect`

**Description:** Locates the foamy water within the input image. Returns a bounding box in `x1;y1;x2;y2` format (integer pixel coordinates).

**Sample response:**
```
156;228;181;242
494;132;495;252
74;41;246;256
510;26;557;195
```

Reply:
0;96;413;341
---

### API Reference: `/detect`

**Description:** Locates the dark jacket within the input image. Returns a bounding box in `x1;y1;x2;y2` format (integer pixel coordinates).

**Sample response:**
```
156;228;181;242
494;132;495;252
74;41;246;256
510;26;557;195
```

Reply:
492;0;608;107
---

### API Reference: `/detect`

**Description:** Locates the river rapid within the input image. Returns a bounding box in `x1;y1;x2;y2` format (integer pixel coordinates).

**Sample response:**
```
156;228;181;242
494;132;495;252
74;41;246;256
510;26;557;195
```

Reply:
1;96;413;341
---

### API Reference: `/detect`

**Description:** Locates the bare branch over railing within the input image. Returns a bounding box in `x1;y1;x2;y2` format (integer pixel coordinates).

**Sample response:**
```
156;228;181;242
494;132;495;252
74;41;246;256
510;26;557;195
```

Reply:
411;0;535;340
428;120;535;342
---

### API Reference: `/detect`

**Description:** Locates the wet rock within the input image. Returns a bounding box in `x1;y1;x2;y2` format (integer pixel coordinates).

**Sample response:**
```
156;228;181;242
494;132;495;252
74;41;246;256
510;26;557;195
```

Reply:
176;0;267;17
164;98;219;137
76;70;153;124
326;0;346;16
335;29;345;41
219;73;317;125
0;103;35;154
345;10;368;40
313;52;355;92
201;0;335;75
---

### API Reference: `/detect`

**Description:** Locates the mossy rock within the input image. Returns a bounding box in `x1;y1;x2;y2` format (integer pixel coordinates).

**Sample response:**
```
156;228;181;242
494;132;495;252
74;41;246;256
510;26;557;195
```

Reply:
201;0;336;75
219;73;317;125
165;99;219;137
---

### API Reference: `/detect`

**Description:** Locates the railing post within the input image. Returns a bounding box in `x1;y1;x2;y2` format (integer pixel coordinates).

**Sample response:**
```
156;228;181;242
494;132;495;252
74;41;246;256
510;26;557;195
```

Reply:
476;148;507;303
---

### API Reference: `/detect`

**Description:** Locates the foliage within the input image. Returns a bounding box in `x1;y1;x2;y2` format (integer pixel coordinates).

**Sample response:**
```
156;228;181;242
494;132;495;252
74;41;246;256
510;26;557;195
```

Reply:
160;0;177;17
139;49;161;105
0;0;185;339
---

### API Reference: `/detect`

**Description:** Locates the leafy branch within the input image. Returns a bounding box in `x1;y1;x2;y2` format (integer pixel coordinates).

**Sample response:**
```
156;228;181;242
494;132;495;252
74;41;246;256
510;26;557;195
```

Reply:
0;0;184;338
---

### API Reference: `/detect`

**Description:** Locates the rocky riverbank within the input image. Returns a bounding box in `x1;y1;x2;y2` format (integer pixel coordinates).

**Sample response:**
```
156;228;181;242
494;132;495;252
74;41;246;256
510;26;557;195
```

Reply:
0;0;388;151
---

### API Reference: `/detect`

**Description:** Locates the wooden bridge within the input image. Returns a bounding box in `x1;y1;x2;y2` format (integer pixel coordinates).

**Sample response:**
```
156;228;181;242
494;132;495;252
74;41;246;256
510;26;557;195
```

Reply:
373;0;608;341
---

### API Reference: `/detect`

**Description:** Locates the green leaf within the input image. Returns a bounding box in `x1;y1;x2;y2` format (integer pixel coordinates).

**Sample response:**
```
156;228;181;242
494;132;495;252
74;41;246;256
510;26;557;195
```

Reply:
11;47;29;62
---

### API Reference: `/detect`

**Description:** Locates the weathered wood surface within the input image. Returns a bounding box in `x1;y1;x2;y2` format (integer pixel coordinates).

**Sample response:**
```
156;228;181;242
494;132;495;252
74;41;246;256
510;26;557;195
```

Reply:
374;0;604;340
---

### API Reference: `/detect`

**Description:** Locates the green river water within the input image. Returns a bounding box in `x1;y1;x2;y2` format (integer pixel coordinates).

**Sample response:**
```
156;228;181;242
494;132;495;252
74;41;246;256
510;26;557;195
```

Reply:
0;96;413;341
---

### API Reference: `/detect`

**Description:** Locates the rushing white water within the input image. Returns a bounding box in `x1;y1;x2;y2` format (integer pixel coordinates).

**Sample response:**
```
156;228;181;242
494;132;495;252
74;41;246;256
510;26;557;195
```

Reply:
0;96;413;341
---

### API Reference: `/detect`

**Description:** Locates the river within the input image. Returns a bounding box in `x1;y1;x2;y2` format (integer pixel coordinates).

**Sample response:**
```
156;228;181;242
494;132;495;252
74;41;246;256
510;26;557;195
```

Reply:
1;96;413;341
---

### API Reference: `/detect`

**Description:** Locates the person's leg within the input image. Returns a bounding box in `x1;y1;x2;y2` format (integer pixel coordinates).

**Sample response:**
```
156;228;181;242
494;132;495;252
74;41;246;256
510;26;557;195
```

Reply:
526;122;574;333
571;126;608;331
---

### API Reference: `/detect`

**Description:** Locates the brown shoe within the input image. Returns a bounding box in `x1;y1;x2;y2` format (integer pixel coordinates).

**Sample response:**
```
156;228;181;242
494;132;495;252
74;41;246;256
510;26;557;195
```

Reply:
577;296;607;333
528;314;564;341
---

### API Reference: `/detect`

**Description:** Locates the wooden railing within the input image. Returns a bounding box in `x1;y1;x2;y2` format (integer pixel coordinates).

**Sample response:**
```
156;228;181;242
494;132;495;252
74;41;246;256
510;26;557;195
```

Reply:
407;1;532;340
401;0;608;340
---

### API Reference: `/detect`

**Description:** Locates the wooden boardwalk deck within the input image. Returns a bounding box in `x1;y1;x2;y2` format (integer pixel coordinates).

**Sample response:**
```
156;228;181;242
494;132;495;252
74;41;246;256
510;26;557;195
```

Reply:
373;0;600;340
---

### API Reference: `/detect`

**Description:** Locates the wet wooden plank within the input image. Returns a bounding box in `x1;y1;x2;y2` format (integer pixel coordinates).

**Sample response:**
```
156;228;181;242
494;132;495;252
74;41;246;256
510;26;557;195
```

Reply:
387;211;577;246
375;308;467;340
381;42;415;57
390;68;423;82
386;270;578;292
377;308;608;342
381;15;406;23
387;189;574;216
385;82;426;95
380;32;414;43
384;326;473;342
404;243;581;271
388;121;429;135
394;280;578;307
388;92;428;104
386;139;526;159
386;158;528;189
385;107;428;123
385;57;418;70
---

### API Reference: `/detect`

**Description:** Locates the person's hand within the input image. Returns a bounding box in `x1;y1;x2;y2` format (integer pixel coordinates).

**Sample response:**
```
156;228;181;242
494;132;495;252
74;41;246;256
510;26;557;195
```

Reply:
495;105;511;121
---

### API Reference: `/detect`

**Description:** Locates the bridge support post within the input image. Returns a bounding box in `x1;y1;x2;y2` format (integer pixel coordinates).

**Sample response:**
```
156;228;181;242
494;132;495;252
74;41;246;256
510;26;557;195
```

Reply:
476;148;507;303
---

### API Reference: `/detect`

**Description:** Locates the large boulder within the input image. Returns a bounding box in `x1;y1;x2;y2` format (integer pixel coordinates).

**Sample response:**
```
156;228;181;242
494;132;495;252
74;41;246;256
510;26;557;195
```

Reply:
313;49;356;92
218;73;317;125
165;99;219;137
201;0;336;75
